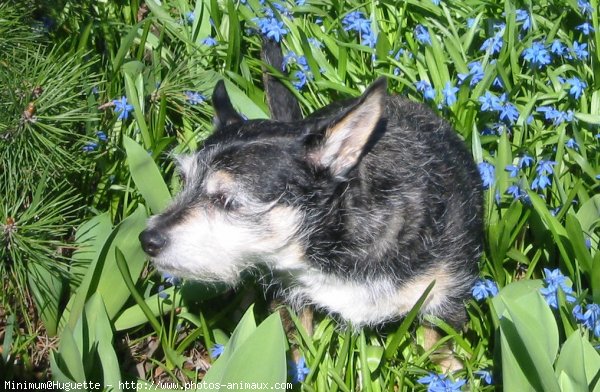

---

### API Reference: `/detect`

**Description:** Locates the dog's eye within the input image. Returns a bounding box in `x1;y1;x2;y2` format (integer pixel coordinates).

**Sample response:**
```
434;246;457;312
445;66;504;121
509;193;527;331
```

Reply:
210;192;238;210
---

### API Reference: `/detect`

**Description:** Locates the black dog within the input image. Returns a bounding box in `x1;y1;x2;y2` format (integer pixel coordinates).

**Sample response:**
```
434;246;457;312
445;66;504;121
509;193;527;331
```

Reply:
139;70;483;337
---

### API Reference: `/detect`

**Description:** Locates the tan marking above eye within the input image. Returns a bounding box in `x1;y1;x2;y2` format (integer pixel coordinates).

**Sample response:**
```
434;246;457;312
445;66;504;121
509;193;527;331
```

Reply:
205;170;235;194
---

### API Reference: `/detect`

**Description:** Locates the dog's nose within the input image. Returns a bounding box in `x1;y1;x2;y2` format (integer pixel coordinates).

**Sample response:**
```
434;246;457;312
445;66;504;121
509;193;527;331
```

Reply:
139;229;167;257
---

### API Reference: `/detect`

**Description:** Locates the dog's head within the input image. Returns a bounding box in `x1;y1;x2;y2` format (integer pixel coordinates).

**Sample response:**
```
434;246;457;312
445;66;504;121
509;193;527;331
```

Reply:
139;79;387;283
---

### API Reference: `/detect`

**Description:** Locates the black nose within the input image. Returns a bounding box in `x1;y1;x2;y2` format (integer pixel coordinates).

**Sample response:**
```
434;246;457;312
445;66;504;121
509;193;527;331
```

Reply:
139;229;167;257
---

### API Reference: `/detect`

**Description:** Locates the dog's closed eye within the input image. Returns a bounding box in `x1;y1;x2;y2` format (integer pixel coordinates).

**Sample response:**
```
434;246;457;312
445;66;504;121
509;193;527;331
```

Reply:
209;192;238;210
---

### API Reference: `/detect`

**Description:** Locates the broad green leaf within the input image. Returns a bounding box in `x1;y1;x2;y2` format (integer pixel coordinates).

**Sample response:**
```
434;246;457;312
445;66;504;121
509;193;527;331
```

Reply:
61;205;148;331
555;331;590;391
27;262;63;337
56;326;85;383
216;312;287;390
500;292;560;392
491;279;544;318
70;213;113;289
123;135;171;213
202;305;258;384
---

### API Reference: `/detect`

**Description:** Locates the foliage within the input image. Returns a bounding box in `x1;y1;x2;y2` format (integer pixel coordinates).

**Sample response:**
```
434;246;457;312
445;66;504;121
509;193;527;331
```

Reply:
0;0;599;390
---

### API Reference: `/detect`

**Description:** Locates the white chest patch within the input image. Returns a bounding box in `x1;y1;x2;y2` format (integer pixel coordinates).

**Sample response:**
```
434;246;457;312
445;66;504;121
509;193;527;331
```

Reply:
285;267;452;328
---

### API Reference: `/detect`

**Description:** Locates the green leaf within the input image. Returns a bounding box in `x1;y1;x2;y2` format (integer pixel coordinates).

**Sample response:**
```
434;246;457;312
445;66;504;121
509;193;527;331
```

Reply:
202;305;258;384
216;311;287;390
27;261;63;337
499;291;560;392
56;326;86;383
60;205;148;331
88;293;122;389
123;135;171;213
555;331;591;391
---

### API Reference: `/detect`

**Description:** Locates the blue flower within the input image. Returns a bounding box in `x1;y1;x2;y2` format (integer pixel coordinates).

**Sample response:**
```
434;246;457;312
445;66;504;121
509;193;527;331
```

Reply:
540;268;576;309
272;2;293;18
577;0;593;16
289;357;310;383
522;41;552;68
184;91;206;105
201;37;218;46
254;17;288;42
162;272;182;286
472;279;499;300
442;81;459;106
572;41;589;60
576;22;594;36
467;18;476;29
566;77;587;99
157;284;169;299
415;80;436;100
458;61;484;87
565;138;579;151
499;100;519;124
537;106;574;125
505;165;519;177
550;39;568;56
479;91;502;111
478;162;495;189
293;70;309;90
415;24;431;45
185;11;195;24
113;96;134;120
431;0;441;5
82;141;98;152
210;344;225;359
531;174;552;190
536;159;556;175
519;154;534;168
474;370;493;385
95;131;107;142
480;27;504;54
506;184;529;202
342;11;371;34
361;30;377;48
515;9;531;31
573;304;600;332
417;373;467;391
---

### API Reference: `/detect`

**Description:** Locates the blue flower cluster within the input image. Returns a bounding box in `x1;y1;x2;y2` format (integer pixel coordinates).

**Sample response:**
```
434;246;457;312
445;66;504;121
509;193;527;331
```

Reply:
540;268;576;309
573;303;600;338
288;357;310;383
82;131;108;153
342;11;377;48
417;373;466;391
157;272;182;300
184;91;206;105
282;51;313;90
477;162;495;190
472;278;499;301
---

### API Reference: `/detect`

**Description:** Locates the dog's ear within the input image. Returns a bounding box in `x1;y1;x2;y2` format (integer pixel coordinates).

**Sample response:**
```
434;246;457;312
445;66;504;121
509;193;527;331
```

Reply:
261;38;303;122
212;80;244;129
306;78;387;180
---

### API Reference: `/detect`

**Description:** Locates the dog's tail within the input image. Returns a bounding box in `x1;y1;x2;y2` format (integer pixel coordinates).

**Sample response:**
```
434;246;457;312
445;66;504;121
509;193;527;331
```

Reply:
261;38;303;122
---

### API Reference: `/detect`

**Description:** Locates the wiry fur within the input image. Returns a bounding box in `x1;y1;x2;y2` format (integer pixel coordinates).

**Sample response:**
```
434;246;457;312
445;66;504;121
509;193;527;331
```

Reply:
139;77;483;330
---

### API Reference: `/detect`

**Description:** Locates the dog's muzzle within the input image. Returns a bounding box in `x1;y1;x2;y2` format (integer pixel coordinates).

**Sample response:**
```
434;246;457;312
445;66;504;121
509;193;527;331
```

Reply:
139;228;167;257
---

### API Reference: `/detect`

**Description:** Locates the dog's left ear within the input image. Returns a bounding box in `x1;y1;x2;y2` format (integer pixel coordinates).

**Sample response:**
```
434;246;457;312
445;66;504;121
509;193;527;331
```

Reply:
212;80;244;129
307;78;386;180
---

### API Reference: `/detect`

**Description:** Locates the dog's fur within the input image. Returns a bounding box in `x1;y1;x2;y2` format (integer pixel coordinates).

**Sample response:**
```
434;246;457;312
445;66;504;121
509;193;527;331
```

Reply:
139;55;483;331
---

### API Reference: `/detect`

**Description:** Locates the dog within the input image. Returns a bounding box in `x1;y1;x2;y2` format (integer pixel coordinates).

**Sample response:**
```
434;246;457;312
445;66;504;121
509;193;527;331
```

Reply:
139;47;483;367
